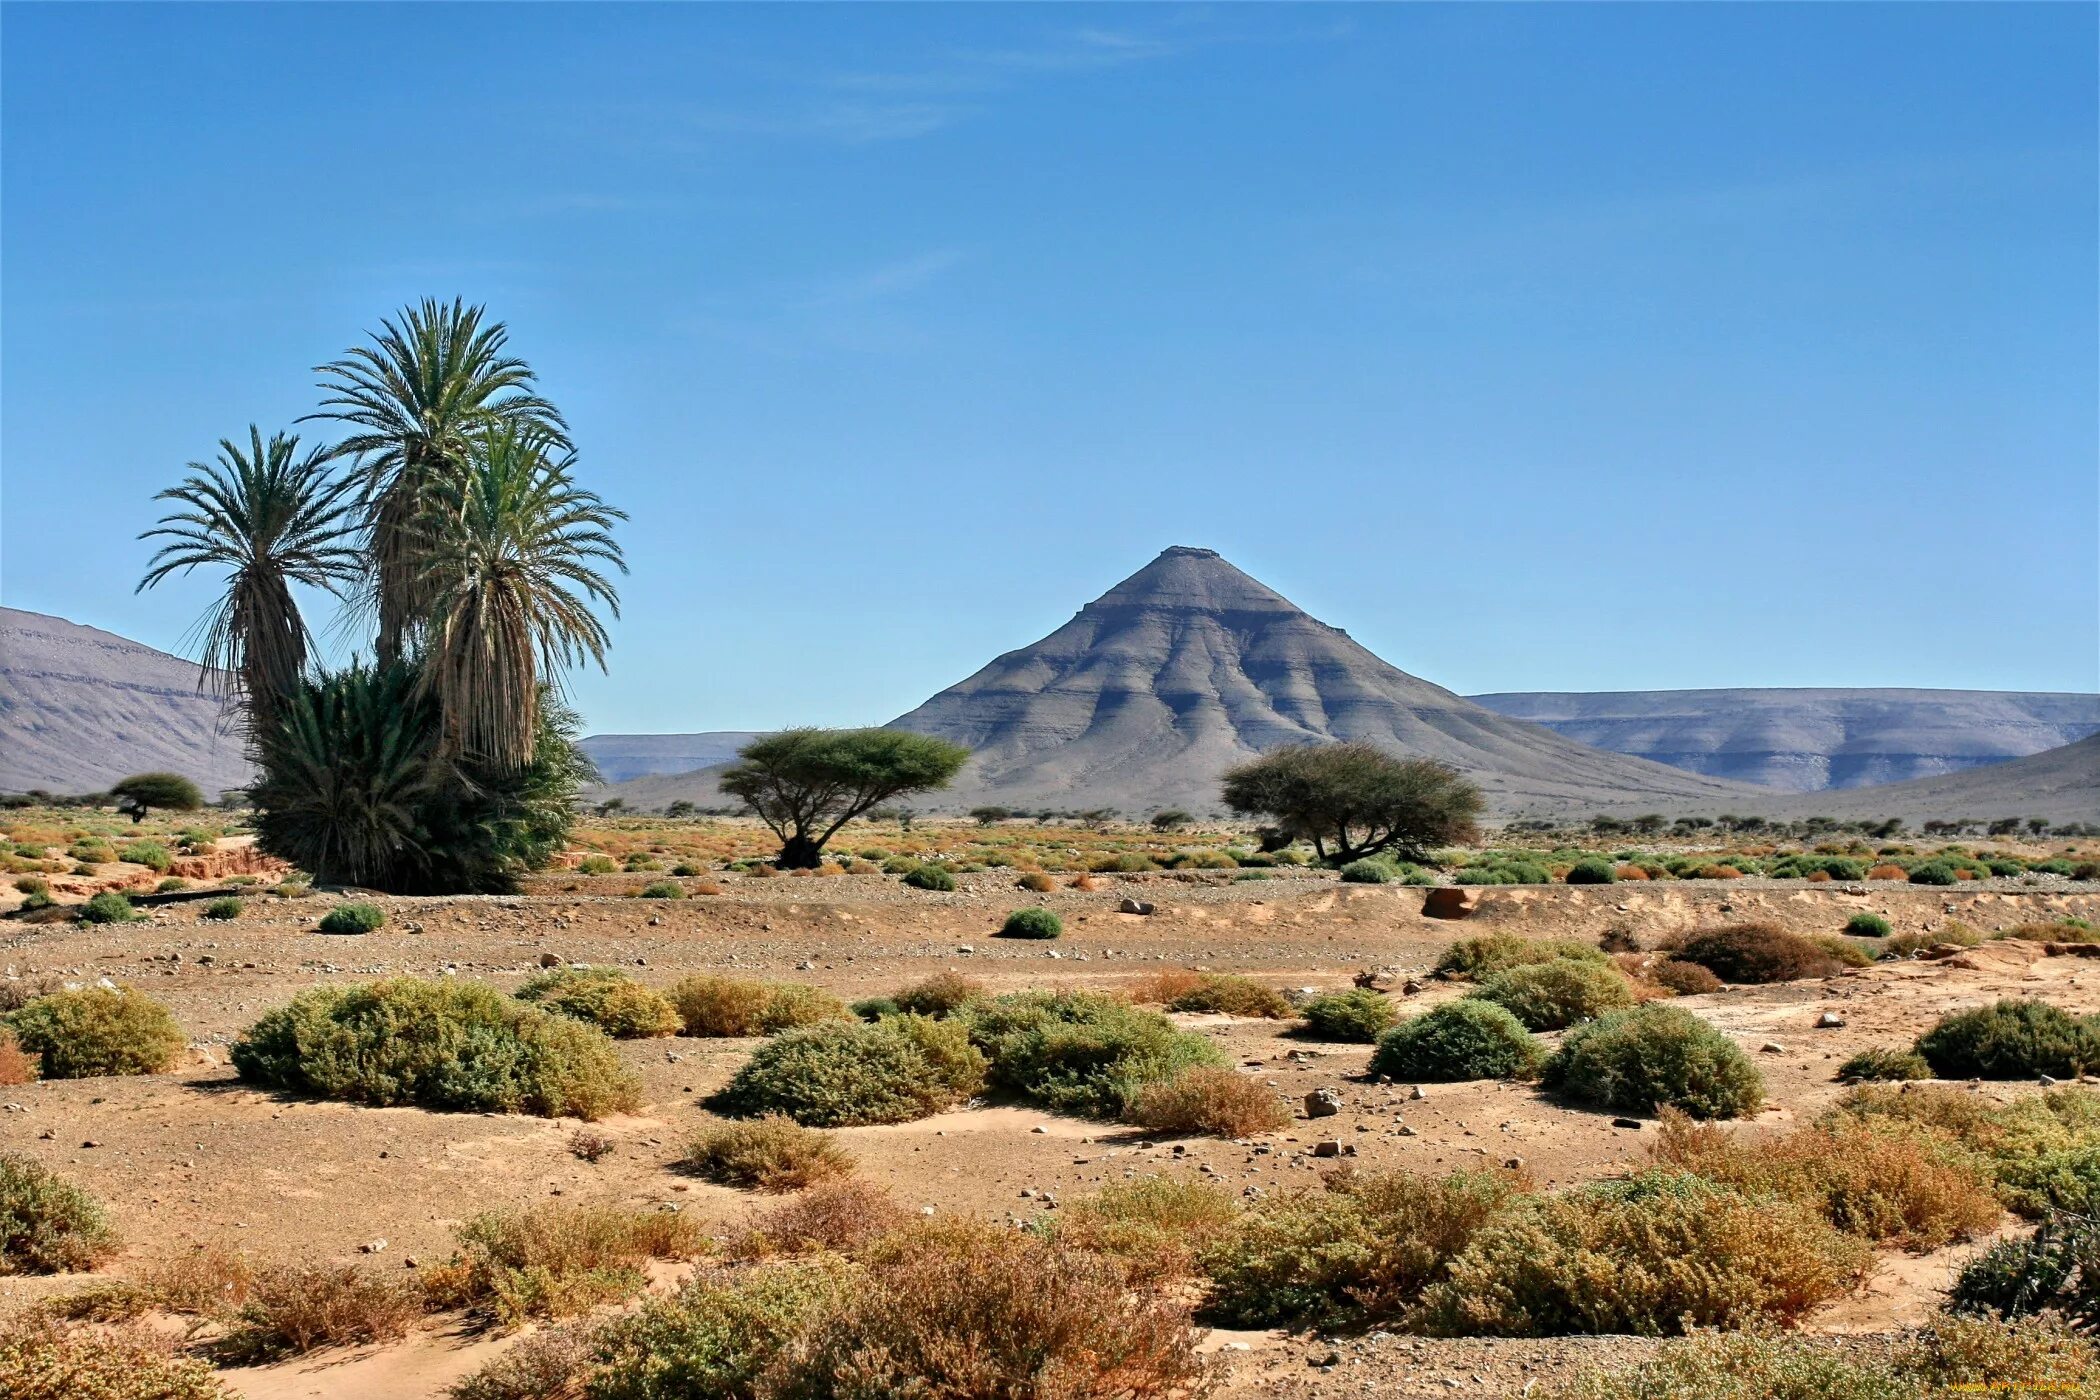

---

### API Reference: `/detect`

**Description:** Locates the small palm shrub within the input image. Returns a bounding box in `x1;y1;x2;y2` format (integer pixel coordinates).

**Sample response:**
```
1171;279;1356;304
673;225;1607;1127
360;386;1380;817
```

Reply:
668;976;851;1036
1674;922;1845;983
1650;959;1723;995
1837;1046;1932;1083
683;1115;854;1192
1544;1005;1763;1119
1915;1000;2100;1080
635;880;685;899
0;1314;228;1400
1845;912;1892;938
1338;859;1392;884
76;891;139;925
202;897;244;921
317;902;386;935
6;986;184;1078
0;1153;115;1274
965;990;1227;1118
515;967;679;1039
712;1015;986;1127
890;971;985;1018
998;906;1063;939
1163;973;1294;1019
1369;1001;1544;1083
218;1263;422;1361
421;1203;704;1327
1466;960;1634;1031
231;979;639;1118
902;863;956;891
1299;988;1398;1041
1435;935;1607;980
1949;1211;2100;1331
1565;858;1616;885
1128;1066;1289;1137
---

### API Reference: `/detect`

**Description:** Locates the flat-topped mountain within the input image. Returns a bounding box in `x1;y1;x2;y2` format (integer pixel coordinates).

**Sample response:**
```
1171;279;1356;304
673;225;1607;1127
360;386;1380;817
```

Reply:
1470;687;2100;791
0;607;251;797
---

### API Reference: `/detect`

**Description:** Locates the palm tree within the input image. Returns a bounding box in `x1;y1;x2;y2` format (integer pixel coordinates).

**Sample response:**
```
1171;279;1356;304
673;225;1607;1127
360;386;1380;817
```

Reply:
415;423;626;771
137;426;362;739
309;298;567;664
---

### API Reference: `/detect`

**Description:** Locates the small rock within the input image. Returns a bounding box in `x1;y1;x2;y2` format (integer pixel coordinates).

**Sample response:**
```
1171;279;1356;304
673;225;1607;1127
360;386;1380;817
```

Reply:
361;1238;387;1253
1504;1156;1524;1169
1760;1042;1785;1054
1305;1087;1343;1119
1409;1085;1427;1101
1031;1125;1049;1134
539;953;564;968
1815;1012;1845;1029
2041;1074;2060;1086
1311;1140;1341;1158
1119;898;1156;916
1611;1117;1643;1129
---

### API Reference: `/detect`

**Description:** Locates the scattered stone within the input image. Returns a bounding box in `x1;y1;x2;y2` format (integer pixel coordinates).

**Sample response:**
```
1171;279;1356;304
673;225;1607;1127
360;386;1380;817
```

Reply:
1815;1012;1845;1029
1409;1085;1427;1101
360;1238;387;1253
1305;1087;1343;1119
1612;1117;1643;1130
1760;1042;1785;1054
539;953;564;968
1311;1140;1341;1158
1118;898;1155;916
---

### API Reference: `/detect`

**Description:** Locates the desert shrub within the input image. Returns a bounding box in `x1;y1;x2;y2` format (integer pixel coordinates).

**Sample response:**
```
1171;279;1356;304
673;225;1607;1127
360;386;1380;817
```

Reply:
1545;1005;1763;1119
1910;861;1959;885
230;978;639;1118
1129;1066;1289;1137
448;1325;600;1400
1886;923;1985;957
0;1154;114;1274
218;1263;421;1360
422;1203;703;1327
1299;988;1398;1042
1809;934;1874;968
1369;1001;1544;1083
579;855;617;874
1016;871;1057;893
155;877;187;892
1339;859;1392;884
201;897;244;921
1565;858;1617;885
1845;912;1892;938
1649;1110;1998;1249
1837;1046;1931;1082
902;863;956;891
1948;1210;2100;1331
684;1116;855;1192
1915;1000;2100;1080
636;880;686;899
1201;1167;1521;1327
998;906;1063;939
1674;923;1845;983
516;966;680;1039
0;1028;34;1087
1466;960;1634;1031
727;1180;911;1261
117;842;172;873
966;990;1226;1117
6;986;184;1078
1164;973;1294;1019
0;1314;229;1400
1434;934;1608;981
1043;1177;1242;1284
712;1015;985;1127
1455;861;1551;885
1650;959;1723;995
588;1258;854;1400
75;891;138;925
889;971;984;1018
848;996;899;1022
1418;1170;1870;1336
1866;863;1909;881
317;901;386;934
2002;919;2100;944
773;1218;1211;1400
669;977;851;1037
12;876;48;896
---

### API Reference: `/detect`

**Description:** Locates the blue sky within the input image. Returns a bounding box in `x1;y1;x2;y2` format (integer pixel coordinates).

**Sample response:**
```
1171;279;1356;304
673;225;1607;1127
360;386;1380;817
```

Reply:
4;3;2094;734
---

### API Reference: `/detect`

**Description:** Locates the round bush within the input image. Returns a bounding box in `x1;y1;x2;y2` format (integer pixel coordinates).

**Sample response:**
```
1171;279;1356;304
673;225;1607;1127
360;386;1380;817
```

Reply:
76;891;138;925
1915;1000;2100;1081
1674;923;1845;984
891;972;985;1018
1844;912;1893;938
1651;959;1724;996
1298;988;1398;1042
1544;1004;1764;1119
6;986;185;1078
903;864;957;892
1910;862;1959;886
1368;1001;1544;1083
1338;860;1391;885
999;907;1063;940
0;1153;116;1274
578;855;617;875
1434;935;1608;981
966;991;1227;1118
318;902;386;935
516;967;680;1039
1837;1047;1932;1083
683;1115;854;1192
712;1016;986;1127
1565;858;1617;885
231;978;639;1118
635;881;686;900
1465;960;1634;1031
202;897;244;921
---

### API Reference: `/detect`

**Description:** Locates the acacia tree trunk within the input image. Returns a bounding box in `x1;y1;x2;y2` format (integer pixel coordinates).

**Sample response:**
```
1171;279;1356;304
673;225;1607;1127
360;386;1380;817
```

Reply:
777;833;824;869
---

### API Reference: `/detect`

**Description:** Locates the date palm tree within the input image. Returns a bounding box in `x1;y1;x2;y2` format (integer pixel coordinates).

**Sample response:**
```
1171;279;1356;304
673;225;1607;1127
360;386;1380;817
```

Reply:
136;426;362;739
415;423;626;772
309;298;566;664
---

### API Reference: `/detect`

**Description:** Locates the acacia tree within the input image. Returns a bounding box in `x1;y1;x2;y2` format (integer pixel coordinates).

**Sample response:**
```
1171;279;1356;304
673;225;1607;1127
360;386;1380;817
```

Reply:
110;773;204;824
1220;742;1482;865
720;728;970;868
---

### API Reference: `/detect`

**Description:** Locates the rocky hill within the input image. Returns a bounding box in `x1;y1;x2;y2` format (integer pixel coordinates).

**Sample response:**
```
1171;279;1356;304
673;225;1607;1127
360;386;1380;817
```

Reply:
0;607;251;797
578;732;764;784
1763;732;2099;824
1470;687;2099;791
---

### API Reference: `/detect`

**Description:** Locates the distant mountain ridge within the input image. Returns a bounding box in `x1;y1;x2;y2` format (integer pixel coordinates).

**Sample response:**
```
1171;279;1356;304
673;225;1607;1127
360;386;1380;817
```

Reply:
579;732;764;784
1469;687;2100;791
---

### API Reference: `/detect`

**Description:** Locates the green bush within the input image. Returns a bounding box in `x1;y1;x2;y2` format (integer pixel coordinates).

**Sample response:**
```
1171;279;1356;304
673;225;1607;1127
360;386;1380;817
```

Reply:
966;990;1226;1118
75;891;138;925
1565;858;1617;885
1338;859;1392;884
318;902;386;935
155;877;188;893
6;986;184;1078
515;967;679;1039
1163;974;1295;1019
230;979;638;1118
0;1153;115;1274
890;972;985;1018
1369;1001;1544;1083
902;863;957;891
1844;912;1892;938
1466;960;1635;1031
682;1115;854;1192
668;977;850;1037
1299;988;1398;1042
1950;1211;2100;1331
998;907;1062;939
202;897;244;921
0;1314;230;1400
711;1015;985;1127
1909;862;1959;886
1434;935;1608;980
12;876;48;897
1836;1047;1932;1083
1915;1000;2100;1080
578;855;617;875
1544;1005;1763;1119
587;1259;853;1400
117;842;173;874
635;880;685;900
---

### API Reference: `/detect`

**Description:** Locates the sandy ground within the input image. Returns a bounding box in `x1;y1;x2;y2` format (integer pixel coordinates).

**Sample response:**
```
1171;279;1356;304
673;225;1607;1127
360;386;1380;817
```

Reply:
3;872;2097;1397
